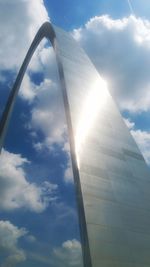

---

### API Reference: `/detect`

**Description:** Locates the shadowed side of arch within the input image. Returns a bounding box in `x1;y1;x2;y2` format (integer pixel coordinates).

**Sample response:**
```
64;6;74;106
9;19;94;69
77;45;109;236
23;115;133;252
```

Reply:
0;22;92;267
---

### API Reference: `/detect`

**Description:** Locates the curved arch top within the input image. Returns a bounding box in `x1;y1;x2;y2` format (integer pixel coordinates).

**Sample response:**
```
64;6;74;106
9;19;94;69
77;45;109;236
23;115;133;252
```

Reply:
1;22;150;267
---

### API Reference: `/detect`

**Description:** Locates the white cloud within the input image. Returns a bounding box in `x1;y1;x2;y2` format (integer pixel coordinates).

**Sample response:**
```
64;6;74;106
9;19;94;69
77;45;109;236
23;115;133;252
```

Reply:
19;73;37;101
0;0;51;117
27;238;83;267
0;0;49;71
124;117;150;165
24;48;73;185
30;78;68;151
53;239;83;267
64;162;73;183
123;117;135;129
73;15;150;112
29;46;57;77
0;220;27;267
131;129;150;165
27;74;74;184
63;142;74;183
0;149;58;212
0;0;73;185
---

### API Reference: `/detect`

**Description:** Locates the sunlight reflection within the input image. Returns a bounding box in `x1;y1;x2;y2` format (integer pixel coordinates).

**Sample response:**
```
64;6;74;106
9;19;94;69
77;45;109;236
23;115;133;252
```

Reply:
75;77;109;168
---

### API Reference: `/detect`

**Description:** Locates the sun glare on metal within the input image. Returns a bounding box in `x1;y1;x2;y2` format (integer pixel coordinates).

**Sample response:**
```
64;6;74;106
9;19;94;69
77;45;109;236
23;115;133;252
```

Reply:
75;77;108;168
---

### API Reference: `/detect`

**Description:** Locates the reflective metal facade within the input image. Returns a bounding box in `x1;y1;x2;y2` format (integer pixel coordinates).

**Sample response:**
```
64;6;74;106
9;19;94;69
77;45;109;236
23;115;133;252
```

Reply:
1;22;150;267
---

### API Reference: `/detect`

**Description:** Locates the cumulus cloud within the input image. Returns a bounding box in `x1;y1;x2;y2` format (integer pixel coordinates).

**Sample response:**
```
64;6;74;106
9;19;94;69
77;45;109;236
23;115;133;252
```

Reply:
29;45;57;77
53;239;83;267
73;15;150;112
28;72;73;184
0;149;58;212
0;220;27;267
30;78;67;150
0;0;49;72
0;0;50;111
64;162;74;183
0;0;73;185
124;118;150;165
131;129;150;165
19;73;37;101
28;238;83;267
123;117;135;129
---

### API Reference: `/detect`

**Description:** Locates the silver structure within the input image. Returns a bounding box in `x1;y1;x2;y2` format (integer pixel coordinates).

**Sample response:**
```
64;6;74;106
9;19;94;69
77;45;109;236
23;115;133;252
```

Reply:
1;22;150;267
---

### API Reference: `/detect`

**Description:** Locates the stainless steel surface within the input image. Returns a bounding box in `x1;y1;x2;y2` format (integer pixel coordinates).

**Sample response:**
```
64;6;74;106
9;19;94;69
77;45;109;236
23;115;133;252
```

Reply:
1;22;150;266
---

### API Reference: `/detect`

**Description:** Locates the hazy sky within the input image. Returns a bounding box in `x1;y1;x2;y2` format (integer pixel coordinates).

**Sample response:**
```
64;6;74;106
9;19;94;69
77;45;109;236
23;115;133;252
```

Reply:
0;0;150;266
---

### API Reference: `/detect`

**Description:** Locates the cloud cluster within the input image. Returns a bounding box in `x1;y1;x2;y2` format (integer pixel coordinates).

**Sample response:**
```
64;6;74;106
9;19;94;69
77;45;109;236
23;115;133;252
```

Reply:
0;219;82;267
19;73;37;102
0;0;49;72
64;161;74;183
0;220;27;267
73;15;150;113
19;46;58;101
124;118;150;165
53;239;83;267
28;238;83;267
30;78;67;150
0;0;73;185
0;149;58;212
26;76;73;183
131;129;150;165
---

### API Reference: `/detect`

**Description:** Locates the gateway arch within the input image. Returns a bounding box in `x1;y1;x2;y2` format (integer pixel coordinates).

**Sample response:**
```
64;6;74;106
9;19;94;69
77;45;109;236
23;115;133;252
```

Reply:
1;22;150;267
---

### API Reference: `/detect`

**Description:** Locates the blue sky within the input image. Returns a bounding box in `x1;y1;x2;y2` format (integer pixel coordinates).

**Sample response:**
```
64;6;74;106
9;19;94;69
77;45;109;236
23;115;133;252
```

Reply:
0;0;150;266
44;0;131;29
